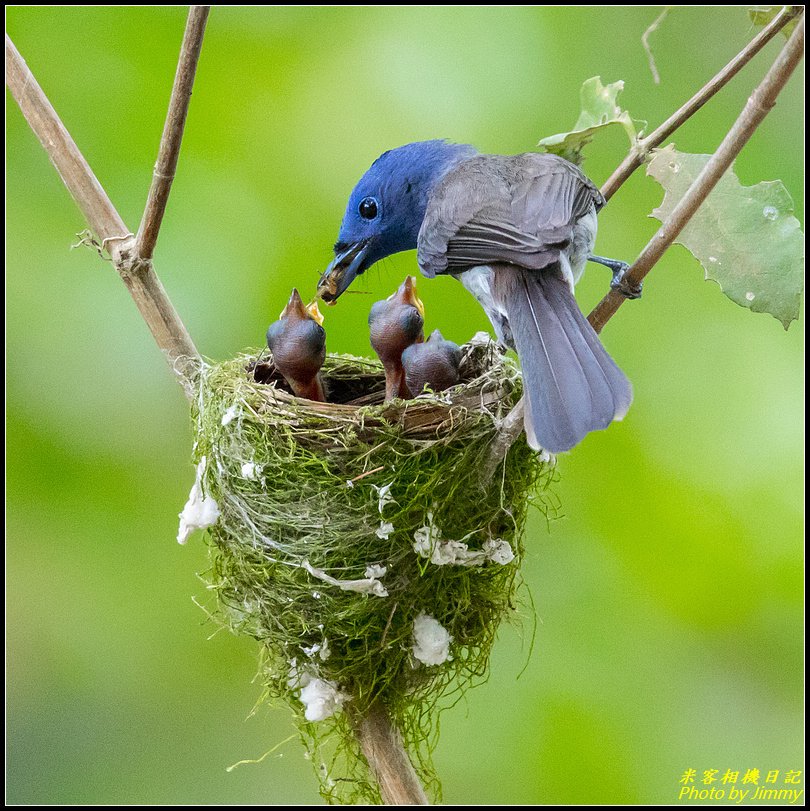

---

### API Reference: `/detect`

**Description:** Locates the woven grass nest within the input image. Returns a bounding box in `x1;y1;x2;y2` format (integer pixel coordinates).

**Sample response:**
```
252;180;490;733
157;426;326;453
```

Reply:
189;332;555;803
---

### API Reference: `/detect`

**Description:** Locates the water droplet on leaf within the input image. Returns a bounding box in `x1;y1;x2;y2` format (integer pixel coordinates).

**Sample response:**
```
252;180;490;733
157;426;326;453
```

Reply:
763;205;778;220
745;291;756;301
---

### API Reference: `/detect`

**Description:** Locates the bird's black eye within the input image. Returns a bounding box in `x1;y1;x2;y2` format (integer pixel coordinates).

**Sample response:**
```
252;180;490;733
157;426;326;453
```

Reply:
358;197;378;220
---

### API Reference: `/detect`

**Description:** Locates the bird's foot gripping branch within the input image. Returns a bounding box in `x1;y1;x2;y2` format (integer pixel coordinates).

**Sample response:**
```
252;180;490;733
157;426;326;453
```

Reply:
187;337;555;803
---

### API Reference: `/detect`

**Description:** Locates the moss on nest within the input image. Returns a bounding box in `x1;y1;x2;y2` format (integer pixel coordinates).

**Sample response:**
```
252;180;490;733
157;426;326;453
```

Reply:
190;335;555;803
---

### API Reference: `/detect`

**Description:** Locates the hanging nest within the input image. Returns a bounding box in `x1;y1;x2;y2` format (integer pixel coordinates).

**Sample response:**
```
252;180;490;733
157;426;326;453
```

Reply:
189;333;556;803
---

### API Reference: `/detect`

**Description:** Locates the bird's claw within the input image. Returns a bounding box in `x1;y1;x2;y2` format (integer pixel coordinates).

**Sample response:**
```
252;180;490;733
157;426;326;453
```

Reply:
609;264;643;300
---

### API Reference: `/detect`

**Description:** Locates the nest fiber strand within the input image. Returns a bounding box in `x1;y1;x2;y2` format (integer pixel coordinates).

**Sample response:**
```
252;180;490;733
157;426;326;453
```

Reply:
191;338;553;803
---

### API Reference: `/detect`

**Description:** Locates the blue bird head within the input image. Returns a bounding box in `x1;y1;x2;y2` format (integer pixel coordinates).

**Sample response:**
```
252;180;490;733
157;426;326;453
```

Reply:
317;140;476;303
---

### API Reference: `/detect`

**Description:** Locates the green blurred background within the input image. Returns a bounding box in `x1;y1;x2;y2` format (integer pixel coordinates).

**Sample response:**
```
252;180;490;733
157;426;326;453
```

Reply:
6;6;803;805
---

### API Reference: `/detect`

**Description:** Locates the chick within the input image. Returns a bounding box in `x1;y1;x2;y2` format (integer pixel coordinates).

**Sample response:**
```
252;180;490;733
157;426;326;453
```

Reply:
402;329;461;396
369;276;425;401
266;288;326;402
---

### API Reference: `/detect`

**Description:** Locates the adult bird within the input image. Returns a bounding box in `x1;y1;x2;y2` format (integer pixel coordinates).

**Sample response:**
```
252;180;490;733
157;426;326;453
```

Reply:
317;140;635;452
368;275;425;401
266;288;327;402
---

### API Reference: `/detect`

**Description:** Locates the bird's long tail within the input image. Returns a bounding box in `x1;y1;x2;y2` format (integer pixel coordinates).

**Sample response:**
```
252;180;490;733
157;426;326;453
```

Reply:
493;265;632;452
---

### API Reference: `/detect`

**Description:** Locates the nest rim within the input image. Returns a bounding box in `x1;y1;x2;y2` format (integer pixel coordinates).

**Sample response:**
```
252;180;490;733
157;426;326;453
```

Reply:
239;332;520;441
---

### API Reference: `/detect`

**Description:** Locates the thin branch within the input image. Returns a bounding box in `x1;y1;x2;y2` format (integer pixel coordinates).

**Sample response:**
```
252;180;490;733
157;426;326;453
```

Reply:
601;5;802;201
485;10;804;473
481;400;526;483
589;14;804;333
6;32;201;394
136;6;210;260
642;7;669;85
354;703;430;805
5;34;127;244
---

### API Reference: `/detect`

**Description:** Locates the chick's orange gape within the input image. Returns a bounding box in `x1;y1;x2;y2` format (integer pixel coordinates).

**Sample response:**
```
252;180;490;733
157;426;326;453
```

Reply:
265;288;327;402
265;276;462;406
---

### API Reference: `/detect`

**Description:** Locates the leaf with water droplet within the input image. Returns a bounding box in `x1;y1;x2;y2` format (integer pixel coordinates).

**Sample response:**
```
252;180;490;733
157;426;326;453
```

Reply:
538;77;646;166
748;7;800;38
647;145;804;329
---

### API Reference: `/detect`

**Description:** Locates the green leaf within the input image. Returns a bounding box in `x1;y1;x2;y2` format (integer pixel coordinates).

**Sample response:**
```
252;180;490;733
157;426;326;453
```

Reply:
538;77;645;165
647;145;804;329
748;7;800;38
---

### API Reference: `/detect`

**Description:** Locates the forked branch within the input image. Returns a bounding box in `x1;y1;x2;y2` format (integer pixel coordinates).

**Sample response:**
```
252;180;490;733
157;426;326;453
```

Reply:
483;9;804;477
589;14;805;332
5;12;206;393
601;5;803;201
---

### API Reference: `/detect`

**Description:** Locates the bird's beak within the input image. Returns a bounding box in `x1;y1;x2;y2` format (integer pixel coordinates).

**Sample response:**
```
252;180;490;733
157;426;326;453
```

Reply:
279;288;309;321
397;275;425;319
278;289;325;326
317;240;370;304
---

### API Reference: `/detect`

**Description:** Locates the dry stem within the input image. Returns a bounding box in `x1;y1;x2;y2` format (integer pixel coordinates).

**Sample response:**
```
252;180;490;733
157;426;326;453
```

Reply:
641;8;669;86
486;8;804;470
589;14;804;332
601;5;802;201
136;6;210;260
354;704;430;805
5;26;201;394
5;33;127;244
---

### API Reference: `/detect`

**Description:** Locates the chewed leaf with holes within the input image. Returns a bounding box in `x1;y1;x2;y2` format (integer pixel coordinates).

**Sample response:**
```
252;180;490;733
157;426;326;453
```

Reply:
748;7;800;38
538;77;645;165
648;145;804;329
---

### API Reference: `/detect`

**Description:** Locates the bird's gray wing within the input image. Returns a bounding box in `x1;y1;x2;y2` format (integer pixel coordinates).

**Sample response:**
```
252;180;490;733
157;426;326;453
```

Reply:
418;153;603;277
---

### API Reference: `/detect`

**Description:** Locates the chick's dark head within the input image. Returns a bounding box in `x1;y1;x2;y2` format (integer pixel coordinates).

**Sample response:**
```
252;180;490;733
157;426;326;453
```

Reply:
266;289;326;396
401;329;461;396
368;276;425;366
368;276;425;401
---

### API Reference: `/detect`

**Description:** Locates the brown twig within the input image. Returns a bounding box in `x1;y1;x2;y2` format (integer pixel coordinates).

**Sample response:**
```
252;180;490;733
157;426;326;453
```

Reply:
5;29;202;394
480;398;526;483
5;34;127;246
136;6;210;260
486;8;804;473
601;4;801;201
589;14;804;333
354;703;430;805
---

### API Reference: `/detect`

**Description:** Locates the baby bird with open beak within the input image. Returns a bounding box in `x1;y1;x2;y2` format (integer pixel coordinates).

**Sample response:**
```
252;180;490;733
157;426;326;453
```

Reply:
369;276;425;401
402;329;461;396
266;288;326;402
